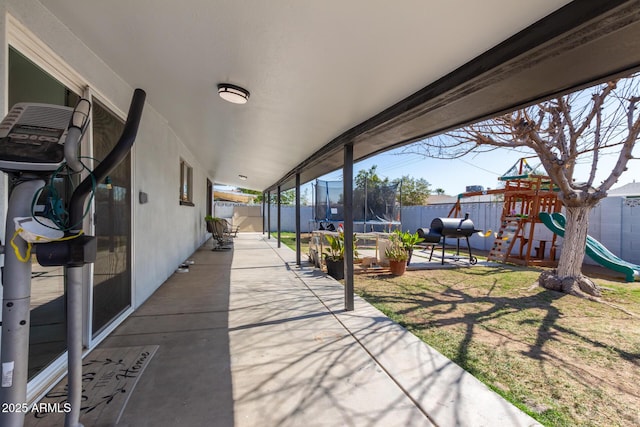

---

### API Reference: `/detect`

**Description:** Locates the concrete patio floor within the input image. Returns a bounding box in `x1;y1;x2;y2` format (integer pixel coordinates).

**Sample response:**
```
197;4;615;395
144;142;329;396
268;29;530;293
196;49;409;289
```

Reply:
101;232;540;427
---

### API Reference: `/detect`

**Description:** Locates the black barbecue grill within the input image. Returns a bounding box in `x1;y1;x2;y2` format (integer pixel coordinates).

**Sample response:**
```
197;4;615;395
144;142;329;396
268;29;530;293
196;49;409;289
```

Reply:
417;213;479;265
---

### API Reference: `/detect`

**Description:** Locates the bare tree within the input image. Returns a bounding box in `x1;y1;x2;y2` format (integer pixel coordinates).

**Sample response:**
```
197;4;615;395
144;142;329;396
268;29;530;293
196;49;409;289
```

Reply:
409;73;640;298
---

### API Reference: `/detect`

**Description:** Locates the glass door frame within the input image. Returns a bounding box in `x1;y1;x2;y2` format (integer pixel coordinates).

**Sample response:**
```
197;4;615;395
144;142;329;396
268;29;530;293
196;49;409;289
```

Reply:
6;15;135;402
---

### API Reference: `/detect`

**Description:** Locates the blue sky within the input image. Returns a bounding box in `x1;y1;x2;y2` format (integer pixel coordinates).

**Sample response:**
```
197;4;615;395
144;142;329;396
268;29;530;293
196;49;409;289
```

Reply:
313;142;640;196
219;138;640;199
314;78;640;196
317;146;527;195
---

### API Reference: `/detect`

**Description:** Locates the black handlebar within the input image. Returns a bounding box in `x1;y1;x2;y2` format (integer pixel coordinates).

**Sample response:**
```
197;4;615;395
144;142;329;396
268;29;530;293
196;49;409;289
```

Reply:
68;88;146;228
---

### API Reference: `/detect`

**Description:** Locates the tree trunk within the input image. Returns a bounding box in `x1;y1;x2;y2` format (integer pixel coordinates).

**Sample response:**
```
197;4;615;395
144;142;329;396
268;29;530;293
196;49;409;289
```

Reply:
557;205;590;277
538;205;602;298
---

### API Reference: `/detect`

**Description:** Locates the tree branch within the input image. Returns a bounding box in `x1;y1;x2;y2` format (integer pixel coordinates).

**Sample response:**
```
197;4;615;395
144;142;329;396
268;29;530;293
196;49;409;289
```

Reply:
599;94;640;192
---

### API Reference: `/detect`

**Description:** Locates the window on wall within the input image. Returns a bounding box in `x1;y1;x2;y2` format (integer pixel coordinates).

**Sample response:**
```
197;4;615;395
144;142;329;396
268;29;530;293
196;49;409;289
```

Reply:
206;179;213;217
180;159;194;206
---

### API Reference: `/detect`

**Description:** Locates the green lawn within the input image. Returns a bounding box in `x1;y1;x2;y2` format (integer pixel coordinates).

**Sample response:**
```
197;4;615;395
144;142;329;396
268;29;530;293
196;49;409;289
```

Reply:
274;234;640;427
355;267;640;427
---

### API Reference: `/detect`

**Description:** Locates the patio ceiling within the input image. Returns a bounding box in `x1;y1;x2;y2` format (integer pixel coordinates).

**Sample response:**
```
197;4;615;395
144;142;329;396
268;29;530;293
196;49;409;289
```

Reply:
40;1;640;192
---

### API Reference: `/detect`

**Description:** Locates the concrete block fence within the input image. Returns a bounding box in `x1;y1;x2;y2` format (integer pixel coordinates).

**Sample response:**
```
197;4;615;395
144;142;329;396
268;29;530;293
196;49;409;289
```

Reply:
217;196;640;265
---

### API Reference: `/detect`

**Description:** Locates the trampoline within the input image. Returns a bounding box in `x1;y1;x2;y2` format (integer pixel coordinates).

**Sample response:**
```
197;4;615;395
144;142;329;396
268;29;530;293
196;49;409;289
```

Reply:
314;179;401;232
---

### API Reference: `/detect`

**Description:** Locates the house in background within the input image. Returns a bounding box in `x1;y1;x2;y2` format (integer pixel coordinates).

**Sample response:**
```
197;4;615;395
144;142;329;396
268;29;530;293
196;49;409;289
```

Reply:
608;182;640;198
425;194;458;205
213;190;257;204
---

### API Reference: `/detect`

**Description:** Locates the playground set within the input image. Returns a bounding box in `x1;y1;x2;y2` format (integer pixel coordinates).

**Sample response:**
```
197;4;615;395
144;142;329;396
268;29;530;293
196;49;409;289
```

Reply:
449;158;562;267
449;157;640;281
310;158;640;281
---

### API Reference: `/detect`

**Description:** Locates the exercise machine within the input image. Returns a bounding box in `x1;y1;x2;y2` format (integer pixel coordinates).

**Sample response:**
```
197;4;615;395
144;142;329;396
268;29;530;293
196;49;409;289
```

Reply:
0;89;145;427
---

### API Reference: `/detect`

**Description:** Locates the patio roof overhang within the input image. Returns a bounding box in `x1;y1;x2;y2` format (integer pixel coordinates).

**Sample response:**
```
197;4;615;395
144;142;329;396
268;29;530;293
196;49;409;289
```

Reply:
269;0;640;191
38;1;640;193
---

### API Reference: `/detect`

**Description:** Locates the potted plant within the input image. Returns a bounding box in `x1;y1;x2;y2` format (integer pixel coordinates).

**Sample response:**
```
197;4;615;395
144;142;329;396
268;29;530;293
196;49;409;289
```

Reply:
385;233;409;276
397;230;424;265
322;232;358;280
324;233;345;280
205;215;215;232
205;215;224;233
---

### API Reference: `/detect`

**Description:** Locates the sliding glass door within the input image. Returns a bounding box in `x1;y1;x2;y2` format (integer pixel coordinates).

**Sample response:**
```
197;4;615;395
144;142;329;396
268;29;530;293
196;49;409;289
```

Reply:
91;100;132;337
8;47;79;379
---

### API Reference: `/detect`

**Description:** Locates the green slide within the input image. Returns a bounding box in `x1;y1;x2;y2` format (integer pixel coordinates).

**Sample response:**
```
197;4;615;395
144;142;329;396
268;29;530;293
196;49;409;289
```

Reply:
538;212;639;282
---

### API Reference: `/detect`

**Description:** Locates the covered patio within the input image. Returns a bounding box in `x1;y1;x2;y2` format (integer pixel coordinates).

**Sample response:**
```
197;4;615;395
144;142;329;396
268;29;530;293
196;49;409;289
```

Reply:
68;234;537;427
3;1;640;425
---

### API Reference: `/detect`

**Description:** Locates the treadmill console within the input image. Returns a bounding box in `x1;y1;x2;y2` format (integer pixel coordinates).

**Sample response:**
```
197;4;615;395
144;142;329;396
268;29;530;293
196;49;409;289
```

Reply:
0;103;74;172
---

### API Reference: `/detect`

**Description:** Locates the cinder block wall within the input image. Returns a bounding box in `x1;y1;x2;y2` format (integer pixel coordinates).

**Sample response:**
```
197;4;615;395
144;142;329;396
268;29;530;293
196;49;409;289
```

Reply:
262;197;640;265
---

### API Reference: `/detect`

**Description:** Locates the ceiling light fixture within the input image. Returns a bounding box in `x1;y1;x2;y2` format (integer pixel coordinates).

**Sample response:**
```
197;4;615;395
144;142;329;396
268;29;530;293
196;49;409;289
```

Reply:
217;83;250;104
238;174;248;180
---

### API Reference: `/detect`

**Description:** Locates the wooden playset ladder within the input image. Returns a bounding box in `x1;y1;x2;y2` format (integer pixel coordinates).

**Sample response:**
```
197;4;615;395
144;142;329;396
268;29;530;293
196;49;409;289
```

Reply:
488;217;523;262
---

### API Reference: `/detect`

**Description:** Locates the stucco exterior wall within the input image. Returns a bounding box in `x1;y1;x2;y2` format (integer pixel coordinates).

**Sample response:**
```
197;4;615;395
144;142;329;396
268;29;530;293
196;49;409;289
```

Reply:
1;0;212;309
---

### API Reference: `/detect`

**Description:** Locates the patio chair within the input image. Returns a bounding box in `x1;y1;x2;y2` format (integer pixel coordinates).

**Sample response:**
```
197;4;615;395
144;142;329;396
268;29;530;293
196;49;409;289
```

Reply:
207;219;233;250
223;219;240;238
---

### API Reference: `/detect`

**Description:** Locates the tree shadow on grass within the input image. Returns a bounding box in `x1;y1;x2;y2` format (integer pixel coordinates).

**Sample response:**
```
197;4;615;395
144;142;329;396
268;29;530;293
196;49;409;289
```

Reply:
359;276;640;392
412;283;568;370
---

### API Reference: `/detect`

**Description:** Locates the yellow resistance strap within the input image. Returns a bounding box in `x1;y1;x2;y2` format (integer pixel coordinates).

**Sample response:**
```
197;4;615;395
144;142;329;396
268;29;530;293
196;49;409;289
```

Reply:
10;229;84;263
